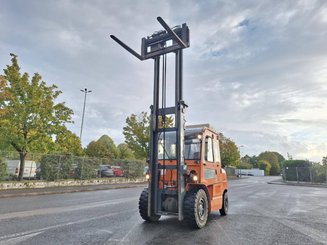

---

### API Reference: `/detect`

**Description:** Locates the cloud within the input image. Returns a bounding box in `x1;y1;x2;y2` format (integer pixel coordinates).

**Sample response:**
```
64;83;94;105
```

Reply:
0;0;326;162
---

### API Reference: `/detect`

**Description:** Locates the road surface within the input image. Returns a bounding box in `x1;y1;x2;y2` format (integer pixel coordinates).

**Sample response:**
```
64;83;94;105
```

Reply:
0;177;326;244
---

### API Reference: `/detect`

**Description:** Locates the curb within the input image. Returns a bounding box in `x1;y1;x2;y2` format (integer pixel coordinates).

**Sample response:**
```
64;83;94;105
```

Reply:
0;183;147;199
267;181;327;188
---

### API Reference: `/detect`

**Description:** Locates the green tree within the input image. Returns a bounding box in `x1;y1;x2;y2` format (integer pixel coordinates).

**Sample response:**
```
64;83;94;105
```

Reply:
241;155;251;164
55;129;84;156
123;112;175;160
158;115;174;129
0;54;73;180
239;162;252;169
0;133;13;152
123;112;150;160
0;157;7;180
249;155;258;167
219;133;240;167
322;156;327;165
258;160;271;176
117;143;135;159
271;151;285;169
85;135;118;159
258;151;280;175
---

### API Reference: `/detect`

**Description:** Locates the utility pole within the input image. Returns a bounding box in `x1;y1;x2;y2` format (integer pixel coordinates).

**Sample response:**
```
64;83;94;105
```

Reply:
80;88;92;141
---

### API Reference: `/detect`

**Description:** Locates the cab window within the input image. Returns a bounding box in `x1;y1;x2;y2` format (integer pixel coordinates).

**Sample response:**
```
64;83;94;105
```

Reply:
213;140;221;163
205;136;214;162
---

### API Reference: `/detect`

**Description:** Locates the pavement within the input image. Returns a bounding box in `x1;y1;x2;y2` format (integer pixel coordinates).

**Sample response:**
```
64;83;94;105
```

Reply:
0;182;147;198
0;176;326;244
267;178;327;188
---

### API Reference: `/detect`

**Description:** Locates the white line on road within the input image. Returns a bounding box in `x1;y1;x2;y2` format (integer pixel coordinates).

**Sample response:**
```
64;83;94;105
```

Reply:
0;197;136;221
0;210;134;243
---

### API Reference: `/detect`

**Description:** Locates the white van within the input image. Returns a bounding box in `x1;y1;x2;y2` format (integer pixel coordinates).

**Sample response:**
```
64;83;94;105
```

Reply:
6;160;37;179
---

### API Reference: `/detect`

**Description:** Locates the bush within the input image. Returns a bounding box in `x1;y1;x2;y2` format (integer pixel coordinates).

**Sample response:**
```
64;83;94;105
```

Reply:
283;160;312;182
74;157;100;180
40;154;74;181
258;160;271;176
0;157;7;181
239;163;252;169
112;159;146;179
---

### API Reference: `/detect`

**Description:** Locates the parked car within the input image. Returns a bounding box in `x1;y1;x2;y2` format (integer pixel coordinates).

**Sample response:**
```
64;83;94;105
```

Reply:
97;165;114;178
6;160;37;179
111;166;124;177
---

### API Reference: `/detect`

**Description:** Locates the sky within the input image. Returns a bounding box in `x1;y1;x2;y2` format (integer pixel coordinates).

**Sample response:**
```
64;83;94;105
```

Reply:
0;0;326;162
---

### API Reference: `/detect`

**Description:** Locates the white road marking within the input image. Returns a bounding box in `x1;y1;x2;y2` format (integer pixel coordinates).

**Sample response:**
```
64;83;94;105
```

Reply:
0;197;136;221
0;231;42;245
0;210;133;242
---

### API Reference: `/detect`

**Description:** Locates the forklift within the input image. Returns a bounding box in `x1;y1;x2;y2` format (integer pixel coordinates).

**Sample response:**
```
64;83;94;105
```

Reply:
111;17;228;228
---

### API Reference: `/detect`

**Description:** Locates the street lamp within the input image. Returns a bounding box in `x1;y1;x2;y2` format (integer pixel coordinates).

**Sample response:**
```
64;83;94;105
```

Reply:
80;88;92;141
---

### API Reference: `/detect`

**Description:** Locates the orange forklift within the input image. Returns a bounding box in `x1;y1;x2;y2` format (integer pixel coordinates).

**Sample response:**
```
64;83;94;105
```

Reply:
111;17;228;228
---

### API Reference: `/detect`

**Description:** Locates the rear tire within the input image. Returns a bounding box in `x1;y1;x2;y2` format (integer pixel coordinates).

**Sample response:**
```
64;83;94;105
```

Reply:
219;192;228;216
139;189;161;222
183;188;209;229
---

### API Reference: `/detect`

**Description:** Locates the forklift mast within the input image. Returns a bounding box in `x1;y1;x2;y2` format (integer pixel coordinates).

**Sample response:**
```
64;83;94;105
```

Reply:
110;17;190;221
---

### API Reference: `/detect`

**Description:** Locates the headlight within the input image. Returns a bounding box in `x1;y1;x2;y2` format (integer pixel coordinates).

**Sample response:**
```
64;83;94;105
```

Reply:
192;175;198;181
188;171;198;183
145;173;150;180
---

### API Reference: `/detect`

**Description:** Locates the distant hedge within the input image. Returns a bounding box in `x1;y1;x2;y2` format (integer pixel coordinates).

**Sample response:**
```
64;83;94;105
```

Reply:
0;157;7;181
38;155;146;181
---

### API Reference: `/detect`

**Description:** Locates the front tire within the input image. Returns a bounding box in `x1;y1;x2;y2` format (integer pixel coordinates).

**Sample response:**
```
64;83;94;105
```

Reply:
219;192;228;216
183;189;209;229
139;189;161;222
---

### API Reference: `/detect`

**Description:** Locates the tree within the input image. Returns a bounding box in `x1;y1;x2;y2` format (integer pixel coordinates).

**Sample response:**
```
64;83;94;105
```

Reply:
85;135;118;159
123;112;175;160
241;155;251;164
0;54;73;180
219;133;240;167
271;151;285;169
249;155;258;167
55;129;84;156
239;162;252;169
123;112;150;160
258;160;271;176
0;157;7;180
117;143;135;159
322;156;327;166
257;151;280;175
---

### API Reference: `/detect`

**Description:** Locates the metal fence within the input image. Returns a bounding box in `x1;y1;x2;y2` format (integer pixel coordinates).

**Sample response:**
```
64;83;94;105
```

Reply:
282;166;327;184
0;151;146;182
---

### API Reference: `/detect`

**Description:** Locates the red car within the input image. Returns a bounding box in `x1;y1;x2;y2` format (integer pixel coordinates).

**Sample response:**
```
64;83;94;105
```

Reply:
111;166;124;177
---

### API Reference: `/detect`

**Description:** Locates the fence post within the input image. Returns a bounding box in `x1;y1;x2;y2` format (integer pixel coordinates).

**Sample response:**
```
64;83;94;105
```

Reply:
28;153;32;181
57;155;61;180
309;167;312;183
81;157;85;179
296;167;299;183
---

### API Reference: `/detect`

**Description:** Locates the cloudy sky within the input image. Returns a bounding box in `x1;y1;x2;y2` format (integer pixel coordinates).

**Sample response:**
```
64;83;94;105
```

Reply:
1;0;326;161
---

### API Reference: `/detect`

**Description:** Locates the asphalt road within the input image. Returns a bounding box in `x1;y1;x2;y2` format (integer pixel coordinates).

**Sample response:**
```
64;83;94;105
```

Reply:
0;177;326;245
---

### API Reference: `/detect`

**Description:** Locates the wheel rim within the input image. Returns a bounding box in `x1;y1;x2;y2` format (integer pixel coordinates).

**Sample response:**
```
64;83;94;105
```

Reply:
198;197;206;220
